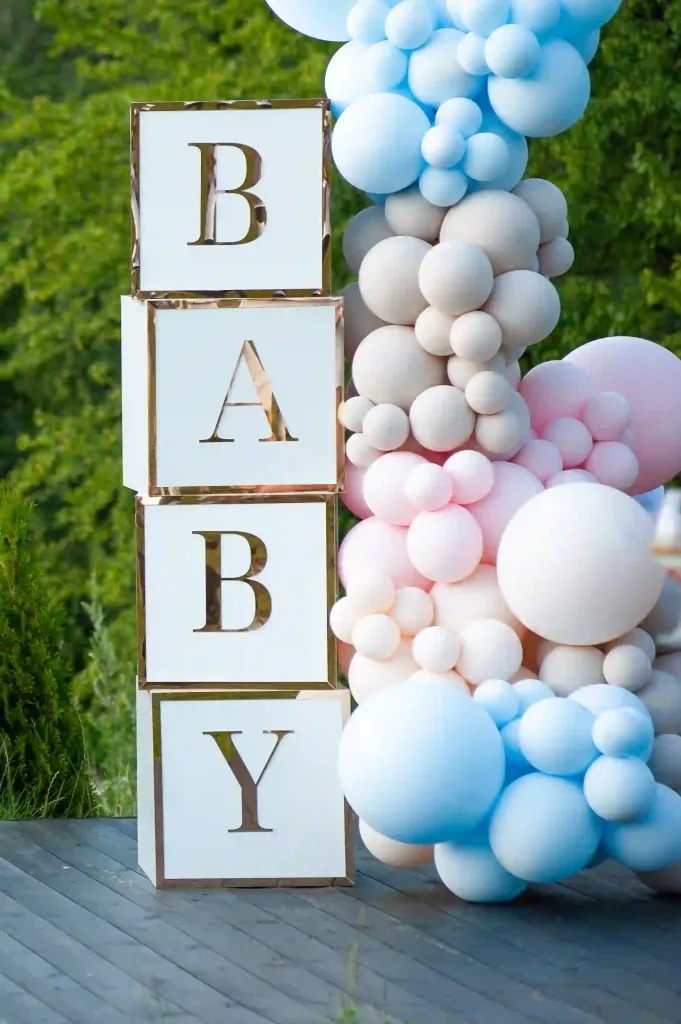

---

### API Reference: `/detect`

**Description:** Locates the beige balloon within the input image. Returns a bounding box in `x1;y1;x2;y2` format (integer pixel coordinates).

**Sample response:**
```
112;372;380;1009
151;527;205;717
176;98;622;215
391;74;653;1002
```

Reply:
415;306;455;356
450;311;502;362
359;819;434;868
418;241;494;316
352;325;446;410
359;235;431;325
512;178;568;244
440;190;541;275
342;282;387;361
483;270;561;348
409;385;476;452
384;185;447;242
343;206;394;274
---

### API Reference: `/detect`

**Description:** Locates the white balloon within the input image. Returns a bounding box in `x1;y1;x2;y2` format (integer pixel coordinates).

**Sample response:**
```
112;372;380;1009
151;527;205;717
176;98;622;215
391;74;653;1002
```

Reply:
456;618;523;685
483;270;561;348
450;311;502;362
359;236;431;326
352;613;402;661
346;432;381;468
605;628;656;662
418;242;494;316
339;395;375;433
346;572;396;614
330;596;362;644
390;587;434;636
362;403;411;451
384;186;447;241
359;819;434;867
475;390;530;455
410;385;476;451
447;352;506;389
412;625;461;672
343;206;394;274
539;645;605;696
512;178;568;243
431;565;524;636
602;645;652;692
348;639;418;703
415;306;456;356
409;668;470;693
538;237;575;278
440;190;541;275
465;371;513;415
353;325;446;410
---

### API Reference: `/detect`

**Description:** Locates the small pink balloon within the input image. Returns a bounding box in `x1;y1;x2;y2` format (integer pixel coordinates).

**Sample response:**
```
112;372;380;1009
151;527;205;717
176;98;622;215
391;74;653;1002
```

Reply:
362;451;424;525
512;438;563;483
405;463;453;511
547;469;598;487
519;360;597;434
541;417;593;469
584;441;640;491
468;462;544;564
443;449;495;504
337;639;354;677
339;517;431;590
621;428;635;449
340;461;372;519
581;391;631;442
407;506;483;583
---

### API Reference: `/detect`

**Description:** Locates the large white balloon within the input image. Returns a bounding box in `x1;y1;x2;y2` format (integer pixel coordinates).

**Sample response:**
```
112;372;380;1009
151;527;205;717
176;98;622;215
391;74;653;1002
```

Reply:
263;0;353;40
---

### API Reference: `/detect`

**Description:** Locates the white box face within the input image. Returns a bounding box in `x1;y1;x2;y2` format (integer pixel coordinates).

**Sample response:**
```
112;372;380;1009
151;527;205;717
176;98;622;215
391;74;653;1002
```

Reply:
134;105;328;295
150;691;350;884
141;499;334;685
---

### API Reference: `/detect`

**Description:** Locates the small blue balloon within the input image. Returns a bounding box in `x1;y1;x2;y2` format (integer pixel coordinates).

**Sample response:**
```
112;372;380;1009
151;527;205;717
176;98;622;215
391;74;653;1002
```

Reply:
474;679;520;727
570;684;653;723
264;0;354;41
386;0;435;49
564;28;600;65
325;41;371;117
409;28;484;108
509;0;560;34
463;131;510;181
602;783;681;872
485;24;540;78
633;486;665;517
488;39;590;138
338;678;506;844
584;756;656;823
436;96;483;136
468;103;528;191
435;825;527;902
592;707;654;761
421;124;466;168
513;677;555;714
490;774;601;882
419;165;468;206
348;0;390;43
332;91;431;195
457;32;490;76
519;697;597;776
365;40;409;90
500;717;530;769
460;0;510;35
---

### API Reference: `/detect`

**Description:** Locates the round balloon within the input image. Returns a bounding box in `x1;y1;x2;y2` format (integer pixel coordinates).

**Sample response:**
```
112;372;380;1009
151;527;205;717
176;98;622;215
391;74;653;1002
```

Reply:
435;826;527;903
263;0;353;40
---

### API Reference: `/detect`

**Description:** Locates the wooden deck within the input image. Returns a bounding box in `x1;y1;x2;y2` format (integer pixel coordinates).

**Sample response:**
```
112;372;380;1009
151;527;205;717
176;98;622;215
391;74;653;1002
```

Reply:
0;820;679;1024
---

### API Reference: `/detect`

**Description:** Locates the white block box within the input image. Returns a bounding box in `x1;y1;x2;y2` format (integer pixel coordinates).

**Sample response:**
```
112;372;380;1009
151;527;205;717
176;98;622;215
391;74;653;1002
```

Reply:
131;100;330;297
137;495;336;687
137;687;353;887
121;297;343;496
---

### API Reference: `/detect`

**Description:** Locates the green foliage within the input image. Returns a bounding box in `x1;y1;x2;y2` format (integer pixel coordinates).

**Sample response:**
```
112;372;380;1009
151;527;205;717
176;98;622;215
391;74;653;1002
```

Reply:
0;0;679;812
0;481;95;817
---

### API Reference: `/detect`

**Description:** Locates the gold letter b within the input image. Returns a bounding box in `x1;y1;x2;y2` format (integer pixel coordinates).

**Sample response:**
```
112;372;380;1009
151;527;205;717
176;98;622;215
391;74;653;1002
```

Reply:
188;143;266;246
193;530;272;633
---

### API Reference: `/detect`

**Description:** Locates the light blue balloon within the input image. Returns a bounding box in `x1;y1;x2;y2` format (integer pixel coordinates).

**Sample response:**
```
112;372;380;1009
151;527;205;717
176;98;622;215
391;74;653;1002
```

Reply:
409;28;484;108
485;24;541;78
419;166;468;206
325;41;371;117
633;486;665;517
460;0;510;35
559;0;622;33
463;131;510;181
592;707;654;761
337;678;506;844
436;96;483;136
519;696;597;776
332;91;431;194
474;678;520;727
386;0;435;49
513;677;555;713
457;32;490;76
365;40;409;90
509;0;560;34
488;39;590;137
602;783;681;872
445;0;468;29
435;825;527;902
468;104;528;191
263;0;354;40
489;773;601;882
570;684;654;725
500;717;530;769
564;28;600;65
584;756;656;823
421;124;466;167
348;0;390;43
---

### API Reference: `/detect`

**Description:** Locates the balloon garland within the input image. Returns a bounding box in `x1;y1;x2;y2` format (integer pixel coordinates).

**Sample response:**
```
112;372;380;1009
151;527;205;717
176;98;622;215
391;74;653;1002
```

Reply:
263;0;681;901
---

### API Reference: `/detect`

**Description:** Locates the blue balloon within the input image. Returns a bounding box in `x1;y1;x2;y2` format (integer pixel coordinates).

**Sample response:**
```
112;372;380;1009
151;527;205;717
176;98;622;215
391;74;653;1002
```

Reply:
409;28;484;108
592;707;654;761
508;0;560;34
559;0;622;33
419;166;468;206
489;774;601;882
463;131;510;181
584;756;656;823
500;717;531;769
602;783;681;872
460;0;509;35
435;96;483;136
337;679;505;844
332;92;431;195
513;677;555;713
519;697;597;776
457;32;490;76
564;28;600;65
485;24;541;78
365;41;409;90
468;104;528;191
264;0;354;41
633;486;665;517
474;678;520;726
570;684;654;725
325;41;371;117
421;124;466;168
348;0;390;44
386;0;435;49
435;825;527;902
488;39;590;137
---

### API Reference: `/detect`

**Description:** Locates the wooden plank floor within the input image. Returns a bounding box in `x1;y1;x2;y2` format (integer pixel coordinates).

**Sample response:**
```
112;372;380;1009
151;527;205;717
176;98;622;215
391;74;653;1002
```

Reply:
0;821;679;1024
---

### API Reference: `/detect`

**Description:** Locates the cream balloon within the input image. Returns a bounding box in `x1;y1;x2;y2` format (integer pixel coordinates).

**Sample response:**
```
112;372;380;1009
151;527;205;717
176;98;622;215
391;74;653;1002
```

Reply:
343;206;394;273
353;326;446;410
430;564;524;636
384;186;447;241
440;190;540;275
456;618;523;686
539;645;605;696
348;639;418;703
359;819;434;868
359;236;431;325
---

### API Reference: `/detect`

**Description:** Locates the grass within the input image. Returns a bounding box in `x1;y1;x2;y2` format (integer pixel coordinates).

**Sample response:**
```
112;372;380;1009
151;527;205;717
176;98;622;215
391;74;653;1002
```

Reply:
0;743;96;820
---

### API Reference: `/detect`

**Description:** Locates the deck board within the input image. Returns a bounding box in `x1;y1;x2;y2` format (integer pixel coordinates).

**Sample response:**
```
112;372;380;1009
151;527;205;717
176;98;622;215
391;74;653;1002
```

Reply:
0;819;678;1024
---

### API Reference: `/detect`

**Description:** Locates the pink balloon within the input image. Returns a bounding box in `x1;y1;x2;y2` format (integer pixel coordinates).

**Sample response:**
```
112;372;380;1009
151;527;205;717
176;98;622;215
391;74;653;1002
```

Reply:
405;463;453;511
584;441;640;491
338;517;431;590
340;462;372;519
363;452;424;525
581;391;631;442
444;449;494;504
547;469;598;486
407;506;483;583
468;462;544;564
541;417;593;469
519;360;597;434
512;438;563;483
565;337;681;493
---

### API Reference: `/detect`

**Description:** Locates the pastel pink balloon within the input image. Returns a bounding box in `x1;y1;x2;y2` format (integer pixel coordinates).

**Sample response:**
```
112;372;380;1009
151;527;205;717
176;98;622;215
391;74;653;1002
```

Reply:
565;336;681;493
468;462;544;564
407;506;483;583
337;640;354;677
547;469;598;486
512;438;563;483
541;417;593;469
443;449;495;504
405;463;453;511
519;360;597;434
584;441;640;491
362;451;424;525
339;517;431;590
340;462;372;519
621;428;635;448
581;391;631;442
